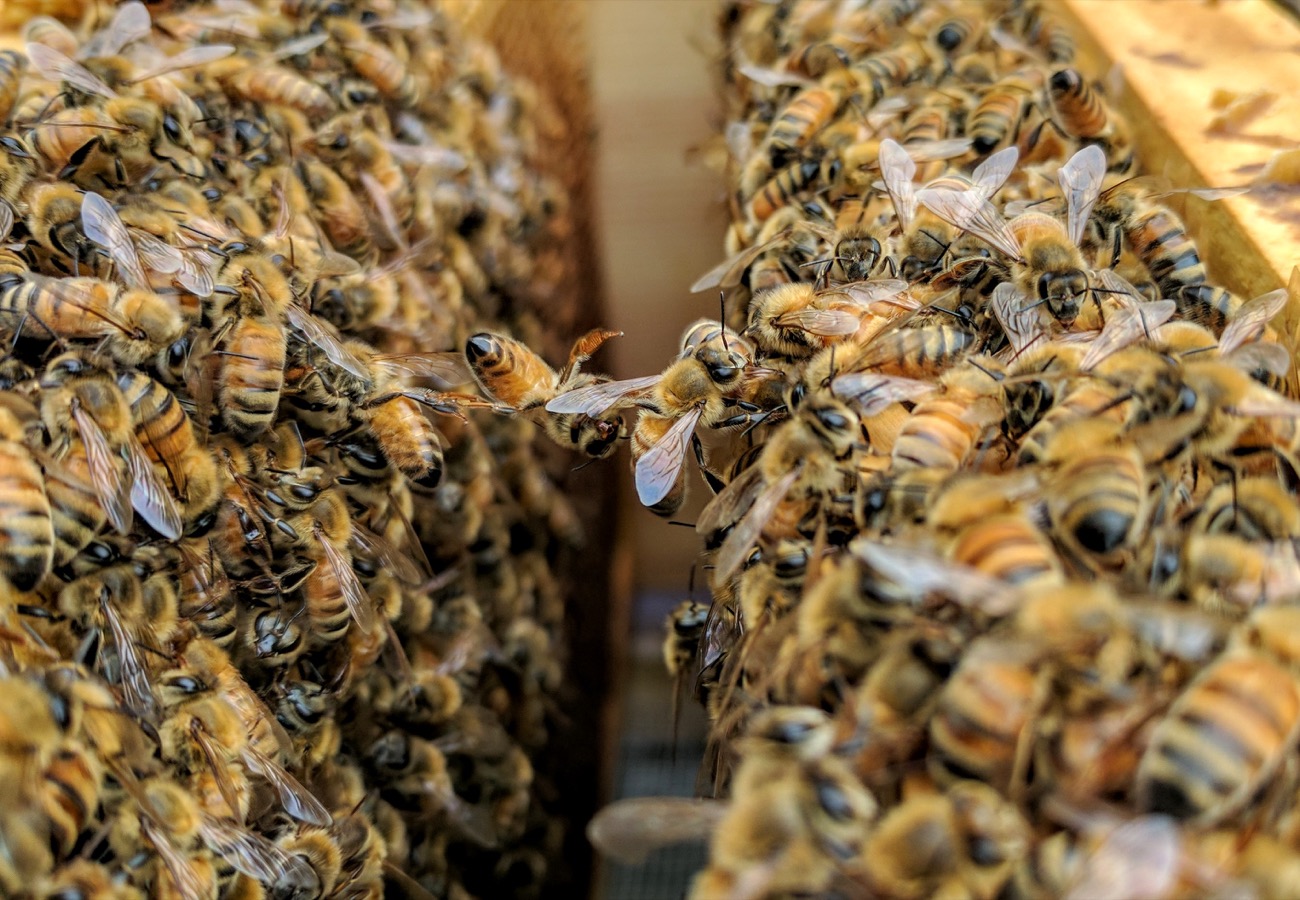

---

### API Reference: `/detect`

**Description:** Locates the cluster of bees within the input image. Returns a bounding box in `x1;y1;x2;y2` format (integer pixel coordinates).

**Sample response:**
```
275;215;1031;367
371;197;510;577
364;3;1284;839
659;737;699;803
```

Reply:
582;0;1300;897
0;1;602;897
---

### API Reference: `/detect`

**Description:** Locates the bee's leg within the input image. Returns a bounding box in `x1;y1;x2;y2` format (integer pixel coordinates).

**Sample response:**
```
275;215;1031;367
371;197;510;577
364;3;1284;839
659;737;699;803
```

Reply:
692;433;726;495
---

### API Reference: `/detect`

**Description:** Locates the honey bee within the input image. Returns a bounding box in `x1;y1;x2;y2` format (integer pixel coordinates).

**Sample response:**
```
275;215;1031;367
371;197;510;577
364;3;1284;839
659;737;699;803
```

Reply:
274;827;343;899
24;182;106;274
273;676;335;742
215;312;286;439
702;394;861;583
0;404;54;590
158;686;329;827
266;482;377;647
41;441;112;570
968;68;1042;156
841;40;934;109
209;56;336;121
825;312;978;382
155;540;236;652
242;602;310;672
745;282;879;359
1042;419;1149;574
30;858;144;900
1130;357;1300;478
0;260;183;372
173;637;296;766
949;505;1062;591
766;85;841;167
26;737;105;864
746;158;823;222
466;329;625;459
0;134;33;239
694;706;878;897
1137;605;1300;826
1173;281;1287;346
0;51;27;127
879;139;1018;279
928;636;1044;796
1089;179;1207;297
546;332;767;514
919;145;1107;327
1002;0;1076;63
20;39;208;185
295;157;373;263
40;352;183;540
328;19;422;108
106;192;217;299
861;781;1030;899
1045;68;1133;172
119;774;318;898
116;369;219;530
56;564;161;723
1191;476;1300;543
664;599;710;691
364;730;497;847
890;361;1005;472
928;11;981;59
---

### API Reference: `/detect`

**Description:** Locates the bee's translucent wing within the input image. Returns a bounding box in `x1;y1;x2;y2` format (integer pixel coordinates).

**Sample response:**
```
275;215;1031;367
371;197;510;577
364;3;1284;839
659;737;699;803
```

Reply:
1219;288;1287;356
634;407;702;508
878;139;918;231
1059;144;1107;246
991;283;1045;357
972;145;1020;197
545;374;662;416
82;192;149;291
831;372;937;416
713;469;800;584
916;187;1022;260
81;1;151;58
1081;300;1175;371
26;43;117;99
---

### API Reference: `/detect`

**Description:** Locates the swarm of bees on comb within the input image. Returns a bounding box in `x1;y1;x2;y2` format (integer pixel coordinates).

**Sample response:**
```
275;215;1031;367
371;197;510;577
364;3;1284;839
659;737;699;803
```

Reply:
0;0;608;897
581;0;1300;897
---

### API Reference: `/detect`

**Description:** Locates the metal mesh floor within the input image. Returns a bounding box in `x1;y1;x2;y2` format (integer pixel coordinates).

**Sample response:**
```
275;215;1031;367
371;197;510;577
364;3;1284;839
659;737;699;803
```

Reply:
597;625;713;900
600;737;710;900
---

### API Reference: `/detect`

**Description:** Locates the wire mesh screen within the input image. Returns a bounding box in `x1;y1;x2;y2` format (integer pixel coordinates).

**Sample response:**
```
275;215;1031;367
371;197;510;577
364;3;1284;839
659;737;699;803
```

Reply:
602;737;711;900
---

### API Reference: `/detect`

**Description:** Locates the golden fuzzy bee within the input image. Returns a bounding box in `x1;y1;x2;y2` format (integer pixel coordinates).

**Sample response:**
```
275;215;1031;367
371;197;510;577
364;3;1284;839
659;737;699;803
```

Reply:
0;403;54;590
467;329;627;459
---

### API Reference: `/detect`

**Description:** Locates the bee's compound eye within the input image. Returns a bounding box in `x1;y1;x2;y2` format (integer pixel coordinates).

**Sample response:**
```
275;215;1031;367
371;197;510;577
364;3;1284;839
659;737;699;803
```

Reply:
1036;272;1054;300
936;24;964;51
788;382;807;409
167;338;189;366
815;408;850;431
